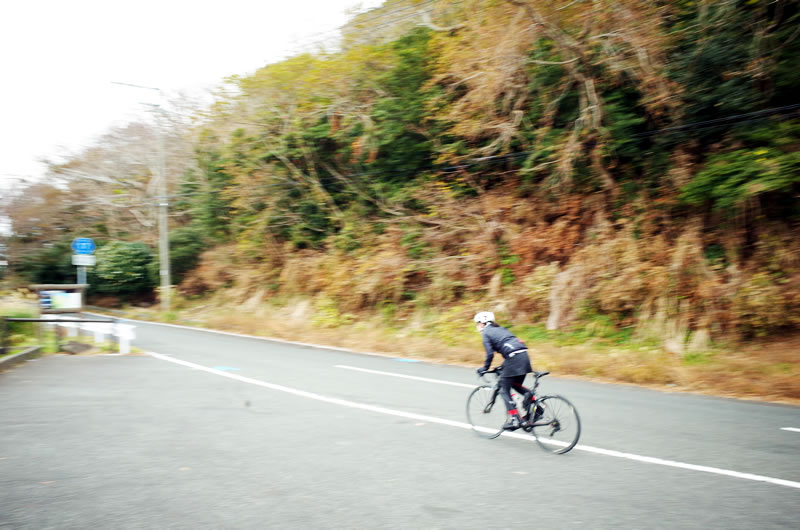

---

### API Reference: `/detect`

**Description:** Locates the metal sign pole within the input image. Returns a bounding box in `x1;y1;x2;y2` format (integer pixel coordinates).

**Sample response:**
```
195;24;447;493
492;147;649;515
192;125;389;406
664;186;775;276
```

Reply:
71;239;95;288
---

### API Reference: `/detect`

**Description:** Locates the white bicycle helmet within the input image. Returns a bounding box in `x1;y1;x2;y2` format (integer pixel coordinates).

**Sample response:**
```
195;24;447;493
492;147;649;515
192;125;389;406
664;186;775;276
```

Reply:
473;311;495;324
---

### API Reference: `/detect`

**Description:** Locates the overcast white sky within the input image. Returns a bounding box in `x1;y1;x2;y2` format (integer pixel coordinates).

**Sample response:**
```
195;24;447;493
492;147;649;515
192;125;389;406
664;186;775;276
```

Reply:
0;0;384;190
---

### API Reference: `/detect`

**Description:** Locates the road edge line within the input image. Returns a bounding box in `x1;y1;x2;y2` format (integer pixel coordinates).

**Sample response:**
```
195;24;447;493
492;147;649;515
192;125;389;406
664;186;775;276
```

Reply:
146;350;800;491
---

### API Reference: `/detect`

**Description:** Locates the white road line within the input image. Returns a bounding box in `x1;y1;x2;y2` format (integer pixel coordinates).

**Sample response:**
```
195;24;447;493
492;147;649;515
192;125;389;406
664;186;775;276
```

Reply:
781;427;800;433
146;351;800;491
147;351;469;431
334;364;475;389
85;311;400;358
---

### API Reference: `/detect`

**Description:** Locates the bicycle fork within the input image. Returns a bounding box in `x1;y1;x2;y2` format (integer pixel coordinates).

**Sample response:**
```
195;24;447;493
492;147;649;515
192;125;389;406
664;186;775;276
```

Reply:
483;387;500;414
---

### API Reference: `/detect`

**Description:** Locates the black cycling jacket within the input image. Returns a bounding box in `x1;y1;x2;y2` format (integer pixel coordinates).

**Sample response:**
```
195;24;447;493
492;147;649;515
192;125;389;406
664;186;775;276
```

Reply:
480;324;532;377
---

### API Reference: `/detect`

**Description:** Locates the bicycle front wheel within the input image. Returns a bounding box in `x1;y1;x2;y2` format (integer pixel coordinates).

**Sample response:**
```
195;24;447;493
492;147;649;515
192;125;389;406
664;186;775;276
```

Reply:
531;395;581;454
466;385;506;439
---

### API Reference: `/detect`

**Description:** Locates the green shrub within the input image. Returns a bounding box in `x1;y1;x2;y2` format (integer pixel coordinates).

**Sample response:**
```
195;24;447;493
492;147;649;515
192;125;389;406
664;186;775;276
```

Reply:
93;241;155;295
380;301;398;326
682;148;800;212
1;310;36;342
500;254;519;286
166;226;209;285
513;324;552;343
311;295;354;328
577;313;626;341
683;352;714;365
427;305;475;346
401;229;429;260
15;240;74;284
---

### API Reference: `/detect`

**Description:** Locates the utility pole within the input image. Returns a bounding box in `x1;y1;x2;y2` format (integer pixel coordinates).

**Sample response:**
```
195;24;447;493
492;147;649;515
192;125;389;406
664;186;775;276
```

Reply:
156;109;170;312
111;81;171;311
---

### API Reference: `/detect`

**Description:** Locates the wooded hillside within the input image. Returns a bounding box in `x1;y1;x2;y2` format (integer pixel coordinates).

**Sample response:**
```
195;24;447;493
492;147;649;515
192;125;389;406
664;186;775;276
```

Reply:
5;0;800;355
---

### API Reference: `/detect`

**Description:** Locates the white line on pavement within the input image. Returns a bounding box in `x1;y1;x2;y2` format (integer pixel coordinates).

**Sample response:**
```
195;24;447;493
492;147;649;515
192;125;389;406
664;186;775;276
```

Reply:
334;364;475;389
781;427;800;433
85;312;402;358
146;351;800;491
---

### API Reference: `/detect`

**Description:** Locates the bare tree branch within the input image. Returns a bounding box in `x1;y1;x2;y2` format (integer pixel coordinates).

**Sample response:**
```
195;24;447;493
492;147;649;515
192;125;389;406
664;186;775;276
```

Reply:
529;57;578;65
557;0;584;10
320;162;405;217
418;12;466;32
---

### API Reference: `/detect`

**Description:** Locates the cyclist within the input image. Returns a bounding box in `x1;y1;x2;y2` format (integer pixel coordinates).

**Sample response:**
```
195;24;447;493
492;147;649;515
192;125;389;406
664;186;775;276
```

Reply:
474;311;535;431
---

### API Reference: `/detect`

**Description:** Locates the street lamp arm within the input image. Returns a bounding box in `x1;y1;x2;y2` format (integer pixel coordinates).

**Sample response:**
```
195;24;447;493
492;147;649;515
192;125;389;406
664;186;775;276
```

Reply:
110;80;171;311
111;81;162;94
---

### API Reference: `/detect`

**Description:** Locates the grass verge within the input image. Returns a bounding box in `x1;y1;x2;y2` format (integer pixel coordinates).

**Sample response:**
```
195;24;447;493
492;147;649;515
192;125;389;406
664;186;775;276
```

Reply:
86;295;800;406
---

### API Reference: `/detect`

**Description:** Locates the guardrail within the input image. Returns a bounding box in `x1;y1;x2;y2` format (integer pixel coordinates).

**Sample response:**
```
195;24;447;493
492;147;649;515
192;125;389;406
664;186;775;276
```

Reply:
0;316;136;355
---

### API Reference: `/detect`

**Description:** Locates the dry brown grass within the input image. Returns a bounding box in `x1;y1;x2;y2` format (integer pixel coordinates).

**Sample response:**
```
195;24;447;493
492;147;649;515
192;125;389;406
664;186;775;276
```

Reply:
535;340;800;405
115;294;800;406
173;294;475;362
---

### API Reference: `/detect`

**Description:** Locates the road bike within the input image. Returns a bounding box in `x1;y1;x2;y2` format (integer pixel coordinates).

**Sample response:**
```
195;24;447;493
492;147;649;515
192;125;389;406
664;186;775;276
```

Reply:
465;367;581;454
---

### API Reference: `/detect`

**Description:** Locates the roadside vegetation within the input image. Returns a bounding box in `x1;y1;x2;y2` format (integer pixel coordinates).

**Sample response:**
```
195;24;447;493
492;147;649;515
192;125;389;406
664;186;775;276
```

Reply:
2;1;799;402
0;292;128;357
79;290;798;405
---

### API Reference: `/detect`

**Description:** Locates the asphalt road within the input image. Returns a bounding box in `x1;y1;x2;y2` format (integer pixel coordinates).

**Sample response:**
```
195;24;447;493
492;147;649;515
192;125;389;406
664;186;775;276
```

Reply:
1;318;799;529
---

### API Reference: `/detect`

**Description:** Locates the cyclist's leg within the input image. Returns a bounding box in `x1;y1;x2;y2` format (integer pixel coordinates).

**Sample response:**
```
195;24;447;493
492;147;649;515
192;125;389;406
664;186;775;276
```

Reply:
517;375;545;422
499;377;517;414
507;375;533;417
499;377;524;430
498;377;518;414
510;376;529;396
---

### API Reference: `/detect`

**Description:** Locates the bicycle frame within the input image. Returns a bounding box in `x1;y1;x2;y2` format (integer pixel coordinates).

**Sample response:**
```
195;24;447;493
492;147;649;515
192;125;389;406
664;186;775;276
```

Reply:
469;368;580;453
478;369;549;426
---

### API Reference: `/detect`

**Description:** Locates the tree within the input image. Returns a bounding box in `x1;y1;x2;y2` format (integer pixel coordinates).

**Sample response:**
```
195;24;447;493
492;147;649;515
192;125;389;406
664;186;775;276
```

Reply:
93;241;155;295
159;225;209;285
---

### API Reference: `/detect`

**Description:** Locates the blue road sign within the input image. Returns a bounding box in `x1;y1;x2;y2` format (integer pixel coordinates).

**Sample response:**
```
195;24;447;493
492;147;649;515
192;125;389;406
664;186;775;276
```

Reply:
71;238;96;255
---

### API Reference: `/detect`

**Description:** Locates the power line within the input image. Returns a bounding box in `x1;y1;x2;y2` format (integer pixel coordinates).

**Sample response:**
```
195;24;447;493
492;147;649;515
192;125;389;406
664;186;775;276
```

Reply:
109;100;799;210
119;101;800;206
45;101;800;209
629;103;800;139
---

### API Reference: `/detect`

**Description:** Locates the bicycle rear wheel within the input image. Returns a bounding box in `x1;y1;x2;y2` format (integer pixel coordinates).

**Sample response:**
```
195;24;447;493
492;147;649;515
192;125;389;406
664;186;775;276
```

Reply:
531;395;581;454
466;385;506;439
